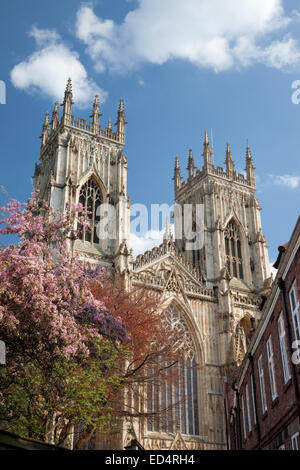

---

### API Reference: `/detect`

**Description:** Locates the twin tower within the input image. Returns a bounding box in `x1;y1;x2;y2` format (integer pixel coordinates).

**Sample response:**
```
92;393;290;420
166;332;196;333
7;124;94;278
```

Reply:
34;79;272;449
35;78;270;293
35;78;130;272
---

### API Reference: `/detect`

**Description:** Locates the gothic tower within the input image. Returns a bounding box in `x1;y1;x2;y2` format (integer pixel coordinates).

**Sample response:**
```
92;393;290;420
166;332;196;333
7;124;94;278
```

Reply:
33;85;273;450
34;79;131;272
173;131;271;369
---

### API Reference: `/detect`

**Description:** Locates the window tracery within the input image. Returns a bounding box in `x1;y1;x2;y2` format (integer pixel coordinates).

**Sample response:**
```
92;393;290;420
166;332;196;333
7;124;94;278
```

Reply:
224;221;244;279
78;178;102;244
147;305;199;436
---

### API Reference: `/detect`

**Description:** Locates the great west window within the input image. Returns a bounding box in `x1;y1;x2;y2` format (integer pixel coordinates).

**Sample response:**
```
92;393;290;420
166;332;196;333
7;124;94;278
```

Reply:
147;305;200;436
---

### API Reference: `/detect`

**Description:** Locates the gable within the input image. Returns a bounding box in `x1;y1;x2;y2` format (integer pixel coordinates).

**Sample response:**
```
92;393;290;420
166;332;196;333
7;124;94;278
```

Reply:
131;251;215;301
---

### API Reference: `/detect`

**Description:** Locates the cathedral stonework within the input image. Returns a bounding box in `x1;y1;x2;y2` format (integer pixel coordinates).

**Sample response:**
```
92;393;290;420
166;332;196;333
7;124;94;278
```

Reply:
34;80;272;450
35;79;130;273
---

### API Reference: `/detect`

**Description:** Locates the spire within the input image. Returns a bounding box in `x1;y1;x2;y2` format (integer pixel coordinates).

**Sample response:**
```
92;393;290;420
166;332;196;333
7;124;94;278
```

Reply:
204;129;209;144
40;111;49;147
61;77;74;123
225;142;231;159
187;148;195;178
90;94;102;132
106;118;112;137
245;144;256;187
246;144;252;161
173;155;182;189
119;97;125;113
174;155;181;172
224;142;235;177
163;215;173;242
115;98;127;144
51;102;59;131
66;77;72;91
202;129;213;168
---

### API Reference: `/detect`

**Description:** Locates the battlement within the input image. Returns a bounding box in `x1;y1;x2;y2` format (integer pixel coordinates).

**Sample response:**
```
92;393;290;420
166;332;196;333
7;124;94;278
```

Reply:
40;78;127;152
132;239;204;281
210;165;248;184
178;164;251;192
173;133;256;195
64;113;120;142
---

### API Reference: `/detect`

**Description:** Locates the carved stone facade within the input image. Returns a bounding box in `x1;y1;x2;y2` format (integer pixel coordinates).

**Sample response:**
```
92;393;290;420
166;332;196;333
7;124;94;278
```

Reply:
35;80;130;272
34;80;272;450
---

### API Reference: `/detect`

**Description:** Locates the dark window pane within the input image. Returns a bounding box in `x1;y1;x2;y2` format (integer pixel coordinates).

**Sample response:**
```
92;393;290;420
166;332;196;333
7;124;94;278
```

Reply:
237;240;242;259
231;238;235;257
167;381;173;433
180;362;187;435
187;360;193;435
161;369;166;432
154;379;159;432
85;229;91;242
239;263;244;280
174;363;180;431
192;360;199;436
233;260;237;278
290;290;296;311
147;365;152;432
225;238;229;255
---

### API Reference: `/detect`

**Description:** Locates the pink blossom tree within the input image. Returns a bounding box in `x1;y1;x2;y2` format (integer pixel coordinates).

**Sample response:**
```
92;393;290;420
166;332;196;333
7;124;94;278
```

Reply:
0;192;128;445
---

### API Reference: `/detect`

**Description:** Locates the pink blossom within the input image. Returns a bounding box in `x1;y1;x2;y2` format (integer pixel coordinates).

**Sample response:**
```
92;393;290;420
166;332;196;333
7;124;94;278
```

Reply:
0;191;126;367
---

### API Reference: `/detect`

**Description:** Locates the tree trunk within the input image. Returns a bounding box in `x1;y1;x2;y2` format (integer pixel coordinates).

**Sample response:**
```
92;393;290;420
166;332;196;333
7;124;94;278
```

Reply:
74;425;94;450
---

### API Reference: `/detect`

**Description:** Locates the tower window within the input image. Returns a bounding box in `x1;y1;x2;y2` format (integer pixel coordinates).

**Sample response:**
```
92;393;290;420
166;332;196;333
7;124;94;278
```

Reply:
78;178;102;244
224;221;244;279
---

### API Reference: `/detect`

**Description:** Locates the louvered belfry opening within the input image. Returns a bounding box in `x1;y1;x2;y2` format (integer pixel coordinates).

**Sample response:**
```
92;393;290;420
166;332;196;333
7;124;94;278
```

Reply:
78;178;103;244
224;221;244;279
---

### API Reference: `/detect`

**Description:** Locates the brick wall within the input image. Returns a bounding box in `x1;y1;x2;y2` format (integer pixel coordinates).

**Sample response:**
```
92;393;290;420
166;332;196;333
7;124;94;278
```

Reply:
226;225;300;451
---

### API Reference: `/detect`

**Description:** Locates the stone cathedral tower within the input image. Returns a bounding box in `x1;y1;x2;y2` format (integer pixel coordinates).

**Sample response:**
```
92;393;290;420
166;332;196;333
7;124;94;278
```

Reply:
34;80;272;450
174;131;270;291
34;78;131;272
173;131;271;374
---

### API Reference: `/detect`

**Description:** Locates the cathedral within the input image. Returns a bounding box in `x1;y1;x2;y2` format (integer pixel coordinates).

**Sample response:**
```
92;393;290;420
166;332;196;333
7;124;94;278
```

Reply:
34;79;272;450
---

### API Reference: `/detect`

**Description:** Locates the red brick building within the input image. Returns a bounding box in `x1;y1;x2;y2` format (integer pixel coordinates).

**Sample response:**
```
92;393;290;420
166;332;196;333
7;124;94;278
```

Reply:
226;216;300;450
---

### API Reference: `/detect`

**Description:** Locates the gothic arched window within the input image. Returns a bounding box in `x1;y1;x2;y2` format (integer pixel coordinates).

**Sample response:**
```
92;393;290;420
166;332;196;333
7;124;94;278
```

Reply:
224;221;244;279
78;178;102;244
147;305;200;437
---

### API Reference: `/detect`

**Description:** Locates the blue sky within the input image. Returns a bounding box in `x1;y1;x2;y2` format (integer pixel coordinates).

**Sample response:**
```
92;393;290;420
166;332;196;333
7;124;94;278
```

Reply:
0;0;300;263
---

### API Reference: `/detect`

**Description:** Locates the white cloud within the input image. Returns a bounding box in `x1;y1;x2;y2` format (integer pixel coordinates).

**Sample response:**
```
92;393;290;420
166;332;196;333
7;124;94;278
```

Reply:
75;1;300;74
264;37;300;69
233;35;300;70
269;262;277;279
292;9;300;22
129;225;174;258
11;27;107;108
130;230;163;258
28;26;60;46
269;174;300;189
